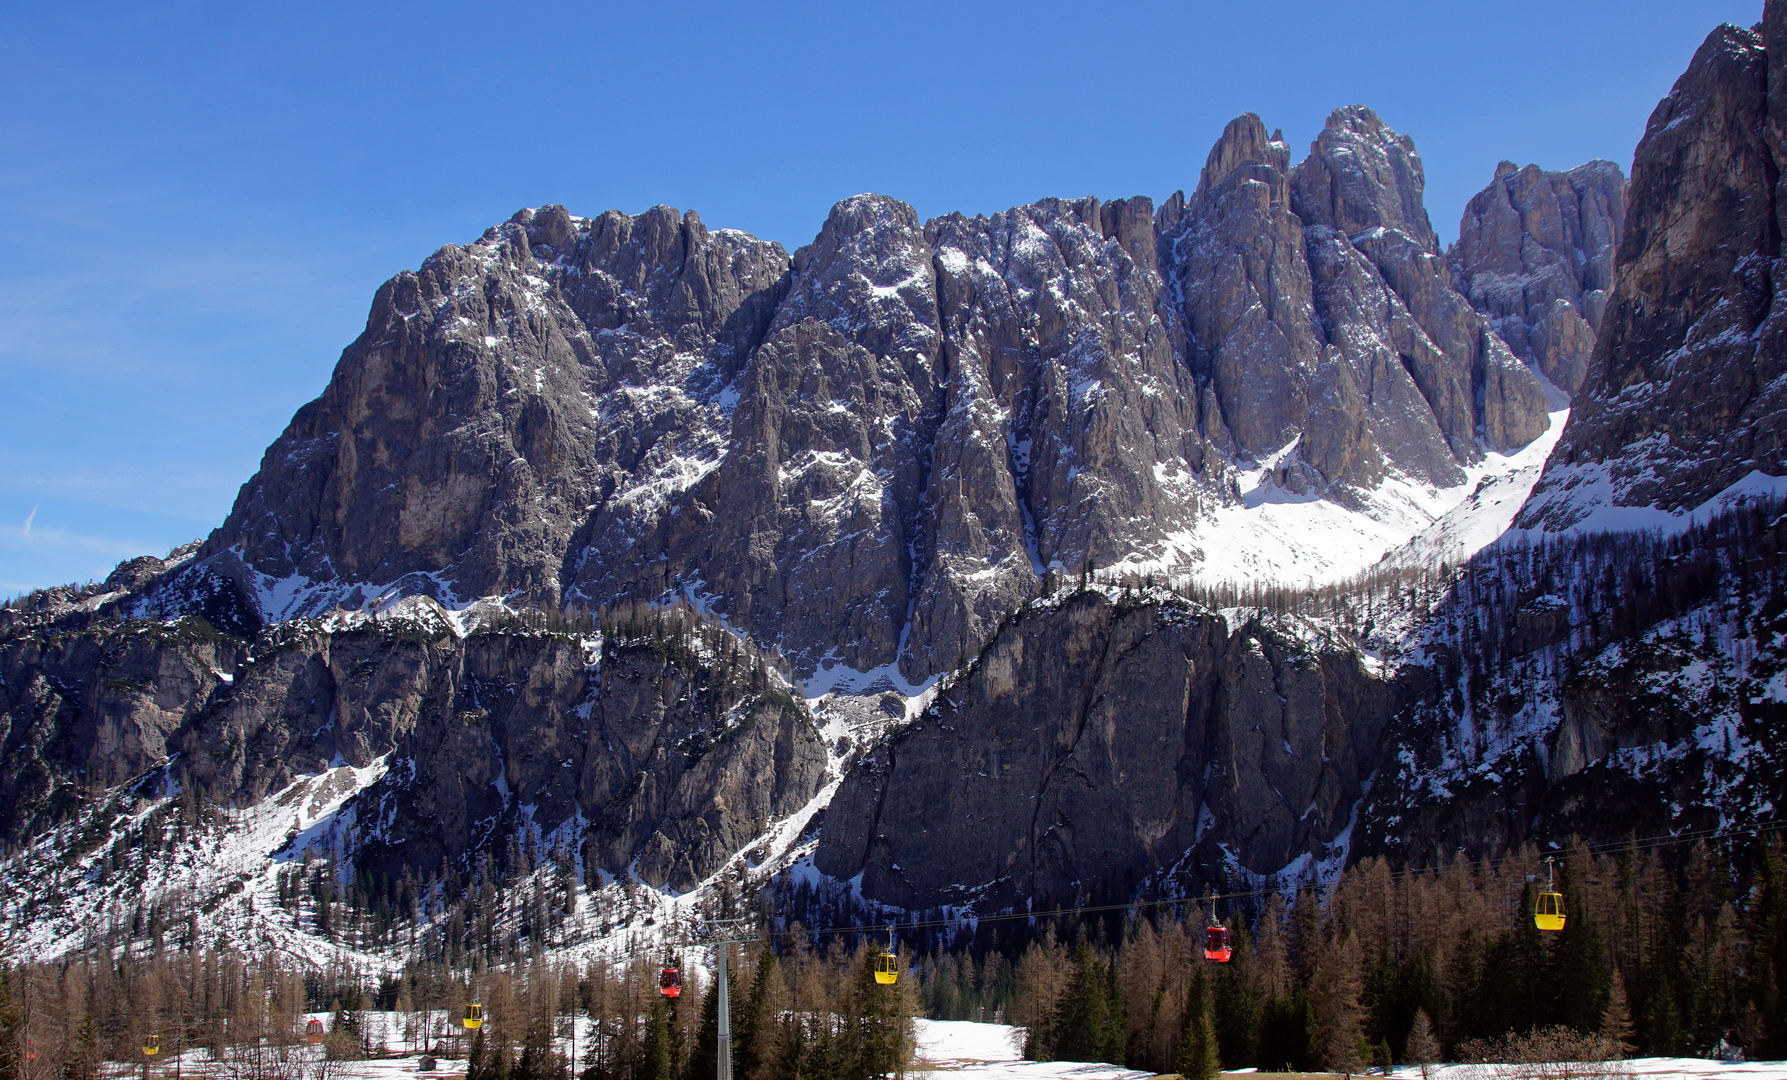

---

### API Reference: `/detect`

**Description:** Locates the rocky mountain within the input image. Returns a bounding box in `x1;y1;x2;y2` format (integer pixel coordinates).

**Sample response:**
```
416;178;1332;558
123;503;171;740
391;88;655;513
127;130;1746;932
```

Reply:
1451;159;1626;396
1518;8;1787;528
133;105;1549;688
3;2;1784;971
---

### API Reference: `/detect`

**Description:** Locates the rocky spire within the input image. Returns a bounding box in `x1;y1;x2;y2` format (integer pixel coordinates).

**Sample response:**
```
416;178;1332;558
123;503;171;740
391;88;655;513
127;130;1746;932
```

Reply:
1519;2;1787;528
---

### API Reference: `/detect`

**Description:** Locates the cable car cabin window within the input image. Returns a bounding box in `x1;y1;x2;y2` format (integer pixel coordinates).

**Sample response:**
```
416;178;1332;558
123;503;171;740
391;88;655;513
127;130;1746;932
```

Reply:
1534;891;1566;932
1203;927;1232;963
659;968;682;998
874;951;898;985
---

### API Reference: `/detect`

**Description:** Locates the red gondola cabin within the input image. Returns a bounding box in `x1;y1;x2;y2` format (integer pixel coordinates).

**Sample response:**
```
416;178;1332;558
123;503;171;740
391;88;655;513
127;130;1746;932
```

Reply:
659;967;681;998
305;1019;325;1044
1203;926;1232;963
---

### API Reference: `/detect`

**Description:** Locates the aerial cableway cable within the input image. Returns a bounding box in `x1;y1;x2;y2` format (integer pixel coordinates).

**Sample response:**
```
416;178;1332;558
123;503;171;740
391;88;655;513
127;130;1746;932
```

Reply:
785;815;1786;940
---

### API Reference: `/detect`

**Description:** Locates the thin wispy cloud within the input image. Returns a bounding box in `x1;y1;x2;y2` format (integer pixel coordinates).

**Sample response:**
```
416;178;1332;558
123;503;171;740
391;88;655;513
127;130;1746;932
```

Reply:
0;519;152;560
0;456;240;525
22;501;37;536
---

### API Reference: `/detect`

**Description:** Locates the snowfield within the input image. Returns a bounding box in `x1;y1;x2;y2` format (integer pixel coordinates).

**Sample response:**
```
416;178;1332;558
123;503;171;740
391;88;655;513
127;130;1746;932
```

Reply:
913;1020;1149;1078
1110;405;1570;589
909;1021;1787;1078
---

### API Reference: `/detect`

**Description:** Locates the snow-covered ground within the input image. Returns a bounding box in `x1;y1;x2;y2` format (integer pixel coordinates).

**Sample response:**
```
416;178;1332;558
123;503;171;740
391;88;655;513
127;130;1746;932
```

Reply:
912;1020;1150;1079
1107;407;1570;589
1394;1059;1787;1079
912;1020;1787;1079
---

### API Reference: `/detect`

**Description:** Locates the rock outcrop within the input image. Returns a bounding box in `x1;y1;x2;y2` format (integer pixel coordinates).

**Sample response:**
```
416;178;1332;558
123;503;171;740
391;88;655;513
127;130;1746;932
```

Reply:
813;589;1396;909
1519;4;1787;528
1451;160;1626;395
0;601;827;892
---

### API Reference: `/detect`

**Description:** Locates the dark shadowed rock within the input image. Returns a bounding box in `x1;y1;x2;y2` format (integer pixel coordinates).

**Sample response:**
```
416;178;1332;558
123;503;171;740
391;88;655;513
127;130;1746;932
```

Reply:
0;601;826;892
813;589;1395;908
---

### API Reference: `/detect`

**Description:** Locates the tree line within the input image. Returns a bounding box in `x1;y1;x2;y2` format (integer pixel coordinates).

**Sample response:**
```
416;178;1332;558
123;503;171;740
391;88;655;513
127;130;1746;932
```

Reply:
991;837;1787;1073
0;928;920;1080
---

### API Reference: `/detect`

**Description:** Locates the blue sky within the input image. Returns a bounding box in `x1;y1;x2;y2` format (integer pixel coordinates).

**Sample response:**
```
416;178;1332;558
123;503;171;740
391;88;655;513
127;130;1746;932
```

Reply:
0;0;1758;596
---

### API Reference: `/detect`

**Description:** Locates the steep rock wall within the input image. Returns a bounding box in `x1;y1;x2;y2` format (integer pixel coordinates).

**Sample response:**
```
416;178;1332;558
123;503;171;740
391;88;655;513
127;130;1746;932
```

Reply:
1451;160;1626;395
0;603;826;892
1519;3;1787;527
129;110;1552;684
812;589;1396;909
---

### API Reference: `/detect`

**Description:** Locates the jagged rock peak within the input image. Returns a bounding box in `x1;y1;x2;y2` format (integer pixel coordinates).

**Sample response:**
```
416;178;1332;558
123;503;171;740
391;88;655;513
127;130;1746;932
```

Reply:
136;98;1564;685
1168;104;1549;481
181;198;792;620
1518;2;1787;528
1450;159;1627;395
1196;112;1291;196
1293;104;1439;252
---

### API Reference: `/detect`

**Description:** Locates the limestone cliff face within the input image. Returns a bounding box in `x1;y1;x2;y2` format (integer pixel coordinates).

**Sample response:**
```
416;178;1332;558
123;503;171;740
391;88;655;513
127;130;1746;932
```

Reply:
0;601;826;892
124;105;1554;685
1519;3;1787;528
0;616;237;811
916;196;1215;676
197;206;790;619
1160;108;1552;500
1291;107;1551;462
1451;160;1626;395
812;589;1396;909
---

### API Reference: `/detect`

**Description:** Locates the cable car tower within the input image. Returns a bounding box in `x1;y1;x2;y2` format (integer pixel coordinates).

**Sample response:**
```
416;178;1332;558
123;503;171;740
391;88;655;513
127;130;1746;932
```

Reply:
1534;856;1566;932
704;917;753;1080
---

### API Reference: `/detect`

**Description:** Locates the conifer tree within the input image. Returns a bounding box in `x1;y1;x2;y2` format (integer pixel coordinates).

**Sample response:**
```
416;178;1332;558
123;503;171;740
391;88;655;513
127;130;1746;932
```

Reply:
684;971;725;1080
1210;924;1259;1068
1599;971;1634;1059
67;1014;101;1080
733;947;780;1080
1051;943;1114;1064
1256;989;1313;1073
640;999;674;1080
467;1029;488;1080
1174;967;1219;1080
1405;1009;1439;1080
1310;930;1365;1074
1642;967;1684;1056
1553;881;1611;1033
1101;952;1126;1067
